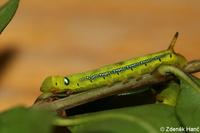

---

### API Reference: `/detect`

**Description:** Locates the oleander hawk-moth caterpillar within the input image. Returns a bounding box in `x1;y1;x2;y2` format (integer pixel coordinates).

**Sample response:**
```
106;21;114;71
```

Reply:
39;32;187;100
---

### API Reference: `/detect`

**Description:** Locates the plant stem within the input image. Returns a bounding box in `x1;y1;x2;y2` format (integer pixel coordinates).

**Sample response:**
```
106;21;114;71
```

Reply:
158;65;200;92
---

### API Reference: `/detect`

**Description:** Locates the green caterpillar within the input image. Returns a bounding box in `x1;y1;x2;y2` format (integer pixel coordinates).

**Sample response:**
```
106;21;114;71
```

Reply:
39;32;187;100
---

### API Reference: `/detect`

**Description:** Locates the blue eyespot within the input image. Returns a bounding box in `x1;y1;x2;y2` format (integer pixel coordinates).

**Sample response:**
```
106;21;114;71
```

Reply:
64;77;70;85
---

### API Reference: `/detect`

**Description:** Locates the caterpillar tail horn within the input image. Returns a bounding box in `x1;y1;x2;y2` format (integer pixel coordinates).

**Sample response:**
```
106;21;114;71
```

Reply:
168;32;179;51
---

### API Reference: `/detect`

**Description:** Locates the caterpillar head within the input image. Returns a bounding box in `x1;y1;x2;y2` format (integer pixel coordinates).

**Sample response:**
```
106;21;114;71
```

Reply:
40;76;70;93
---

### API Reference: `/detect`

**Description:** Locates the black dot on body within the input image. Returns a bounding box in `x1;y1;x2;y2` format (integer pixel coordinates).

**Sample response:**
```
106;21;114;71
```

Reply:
159;58;162;62
170;54;172;58
145;63;147;66
77;83;80;86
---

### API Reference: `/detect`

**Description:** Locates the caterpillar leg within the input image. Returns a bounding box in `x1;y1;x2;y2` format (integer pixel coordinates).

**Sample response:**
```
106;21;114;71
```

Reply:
34;89;74;105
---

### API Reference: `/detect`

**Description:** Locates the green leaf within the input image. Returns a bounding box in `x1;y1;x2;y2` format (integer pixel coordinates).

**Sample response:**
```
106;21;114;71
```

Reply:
71;117;150;133
0;0;19;33
67;104;182;133
0;106;55;133
176;75;200;129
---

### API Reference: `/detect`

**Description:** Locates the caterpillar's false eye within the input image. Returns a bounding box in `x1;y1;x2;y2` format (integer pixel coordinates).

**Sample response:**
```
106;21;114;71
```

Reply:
64;77;70;85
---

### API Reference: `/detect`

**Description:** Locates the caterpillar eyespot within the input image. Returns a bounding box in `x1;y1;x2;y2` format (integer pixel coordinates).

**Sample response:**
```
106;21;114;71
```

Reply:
64;77;70;85
39;32;188;99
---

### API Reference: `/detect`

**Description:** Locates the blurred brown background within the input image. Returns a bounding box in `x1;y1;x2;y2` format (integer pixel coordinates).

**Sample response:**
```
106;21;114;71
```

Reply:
0;0;200;111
